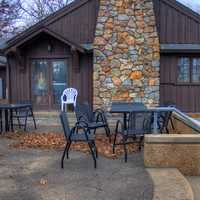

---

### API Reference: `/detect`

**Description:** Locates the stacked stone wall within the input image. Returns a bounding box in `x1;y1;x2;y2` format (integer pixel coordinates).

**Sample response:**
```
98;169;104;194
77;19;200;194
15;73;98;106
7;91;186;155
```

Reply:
93;0;160;108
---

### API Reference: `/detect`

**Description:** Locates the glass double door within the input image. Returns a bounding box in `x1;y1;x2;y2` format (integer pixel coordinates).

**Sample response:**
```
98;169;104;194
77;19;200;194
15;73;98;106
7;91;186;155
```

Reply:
31;59;67;109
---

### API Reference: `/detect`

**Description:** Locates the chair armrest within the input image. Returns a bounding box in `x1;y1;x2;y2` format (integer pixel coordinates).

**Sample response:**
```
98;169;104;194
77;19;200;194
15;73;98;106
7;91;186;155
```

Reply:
94;108;104;114
75;120;89;129
93;109;107;123
78;115;89;123
115;120;124;134
74;120;91;141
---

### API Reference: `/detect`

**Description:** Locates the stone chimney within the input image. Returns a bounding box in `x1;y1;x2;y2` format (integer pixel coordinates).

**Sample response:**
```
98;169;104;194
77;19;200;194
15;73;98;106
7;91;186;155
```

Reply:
93;0;160;108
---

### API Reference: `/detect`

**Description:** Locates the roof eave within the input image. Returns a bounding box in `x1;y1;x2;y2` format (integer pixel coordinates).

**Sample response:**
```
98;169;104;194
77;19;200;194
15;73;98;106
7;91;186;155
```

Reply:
5;27;86;54
160;43;200;53
6;0;90;47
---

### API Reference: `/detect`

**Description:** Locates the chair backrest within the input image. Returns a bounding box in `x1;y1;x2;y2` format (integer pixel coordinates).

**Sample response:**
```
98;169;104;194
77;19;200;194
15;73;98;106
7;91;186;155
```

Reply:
61;88;78;106
75;102;93;123
60;112;71;140
16;100;33;113
128;111;153;134
160;111;172;132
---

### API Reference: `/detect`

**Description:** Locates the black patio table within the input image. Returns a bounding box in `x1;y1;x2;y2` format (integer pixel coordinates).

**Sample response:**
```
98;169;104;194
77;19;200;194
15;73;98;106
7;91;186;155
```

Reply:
110;102;174;134
0;103;32;132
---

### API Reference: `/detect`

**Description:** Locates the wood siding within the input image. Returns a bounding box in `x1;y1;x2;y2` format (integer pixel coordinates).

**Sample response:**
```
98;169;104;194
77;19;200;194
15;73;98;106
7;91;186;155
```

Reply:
6;0;200;112
160;54;200;112
0;67;6;99
48;0;99;44
72;53;93;105
7;0;99;47
153;0;200;112
6;0;98;110
153;0;200;44
8;34;93;110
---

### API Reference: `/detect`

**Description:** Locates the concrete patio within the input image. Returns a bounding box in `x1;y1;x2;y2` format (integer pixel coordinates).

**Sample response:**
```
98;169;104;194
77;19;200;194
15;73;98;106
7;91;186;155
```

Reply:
0;112;200;200
0;137;153;200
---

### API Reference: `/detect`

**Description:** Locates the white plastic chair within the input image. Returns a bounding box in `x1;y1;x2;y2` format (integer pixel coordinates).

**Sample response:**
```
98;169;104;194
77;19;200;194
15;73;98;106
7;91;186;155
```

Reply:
61;88;78;111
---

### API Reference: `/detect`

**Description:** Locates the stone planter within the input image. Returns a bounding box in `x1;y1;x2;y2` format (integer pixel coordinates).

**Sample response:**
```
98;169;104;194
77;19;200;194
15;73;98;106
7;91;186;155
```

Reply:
144;134;200;176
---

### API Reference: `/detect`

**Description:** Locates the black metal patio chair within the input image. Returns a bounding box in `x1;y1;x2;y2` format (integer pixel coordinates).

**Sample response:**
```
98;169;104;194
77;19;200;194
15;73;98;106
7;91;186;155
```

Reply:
113;111;153;162
11;102;37;131
157;111;173;133
161;104;176;131
60;112;98;168
156;104;176;134
75;103;111;142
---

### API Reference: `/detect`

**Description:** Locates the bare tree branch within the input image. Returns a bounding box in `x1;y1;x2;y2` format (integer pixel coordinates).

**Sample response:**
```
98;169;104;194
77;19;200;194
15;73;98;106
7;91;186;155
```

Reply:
0;0;73;38
0;0;21;38
18;0;72;26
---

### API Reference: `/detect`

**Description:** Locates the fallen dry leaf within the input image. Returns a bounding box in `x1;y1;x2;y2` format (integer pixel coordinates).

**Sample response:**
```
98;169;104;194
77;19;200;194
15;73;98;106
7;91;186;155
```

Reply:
40;178;48;185
5;132;140;159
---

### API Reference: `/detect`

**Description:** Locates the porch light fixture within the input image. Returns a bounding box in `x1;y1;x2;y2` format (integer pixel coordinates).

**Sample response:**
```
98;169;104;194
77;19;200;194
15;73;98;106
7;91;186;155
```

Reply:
47;43;53;52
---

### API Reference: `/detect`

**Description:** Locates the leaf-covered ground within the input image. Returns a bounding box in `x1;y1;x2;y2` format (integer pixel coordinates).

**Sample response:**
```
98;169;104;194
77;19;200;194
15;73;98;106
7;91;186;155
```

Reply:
2;132;140;159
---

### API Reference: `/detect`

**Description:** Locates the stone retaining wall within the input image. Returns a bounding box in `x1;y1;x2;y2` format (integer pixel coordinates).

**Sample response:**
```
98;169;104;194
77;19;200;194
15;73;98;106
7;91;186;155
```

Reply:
93;0;160;108
144;134;200;176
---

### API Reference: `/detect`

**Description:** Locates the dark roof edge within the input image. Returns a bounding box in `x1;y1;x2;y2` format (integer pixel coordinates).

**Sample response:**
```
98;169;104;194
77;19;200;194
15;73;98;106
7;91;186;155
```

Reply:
160;43;200;53
44;28;86;53
5;28;86;54
6;0;90;48
162;0;200;23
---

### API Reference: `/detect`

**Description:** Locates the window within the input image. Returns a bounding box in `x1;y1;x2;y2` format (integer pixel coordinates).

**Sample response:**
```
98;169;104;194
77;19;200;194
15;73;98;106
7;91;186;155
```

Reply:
192;58;200;83
177;57;200;83
178;58;190;82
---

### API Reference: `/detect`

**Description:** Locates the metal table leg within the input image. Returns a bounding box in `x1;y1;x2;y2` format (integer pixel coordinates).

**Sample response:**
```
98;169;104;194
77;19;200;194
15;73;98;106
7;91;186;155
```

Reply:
10;109;14;132
153;112;158;134
5;109;9;132
0;110;2;133
124;113;127;130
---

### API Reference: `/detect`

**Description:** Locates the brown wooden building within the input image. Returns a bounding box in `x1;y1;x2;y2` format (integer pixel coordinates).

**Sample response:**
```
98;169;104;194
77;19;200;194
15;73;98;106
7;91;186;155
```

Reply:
0;55;6;99
0;40;7;100
154;0;200;112
3;0;200;112
4;0;98;110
